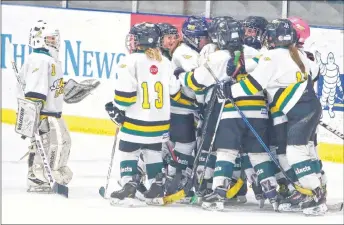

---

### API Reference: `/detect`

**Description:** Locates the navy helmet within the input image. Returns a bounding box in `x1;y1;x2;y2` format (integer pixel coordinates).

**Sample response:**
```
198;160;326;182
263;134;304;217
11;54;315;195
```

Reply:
182;16;209;52
156;23;179;39
216;19;244;51
243;16;268;49
263;19;297;49
126;22;161;53
208;16;233;43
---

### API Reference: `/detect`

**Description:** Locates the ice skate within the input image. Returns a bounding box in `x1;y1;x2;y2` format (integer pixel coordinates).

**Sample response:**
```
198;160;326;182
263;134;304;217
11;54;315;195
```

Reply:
27;172;52;194
261;179;279;211
201;187;226;211
252;181;266;208
144;172;165;205
110;175;145;207
224;179;247;205
301;187;328;216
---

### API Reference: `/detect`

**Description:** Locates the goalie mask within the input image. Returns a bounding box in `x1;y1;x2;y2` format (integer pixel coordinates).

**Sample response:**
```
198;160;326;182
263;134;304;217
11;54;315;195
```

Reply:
126;22;161;53
29;20;60;60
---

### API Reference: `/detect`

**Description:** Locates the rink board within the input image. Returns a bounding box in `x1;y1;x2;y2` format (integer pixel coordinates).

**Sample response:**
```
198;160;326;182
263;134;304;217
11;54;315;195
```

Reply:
1;4;343;163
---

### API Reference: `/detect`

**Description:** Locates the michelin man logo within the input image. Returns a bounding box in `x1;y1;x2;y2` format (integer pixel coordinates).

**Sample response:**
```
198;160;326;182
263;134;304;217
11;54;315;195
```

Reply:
315;51;343;118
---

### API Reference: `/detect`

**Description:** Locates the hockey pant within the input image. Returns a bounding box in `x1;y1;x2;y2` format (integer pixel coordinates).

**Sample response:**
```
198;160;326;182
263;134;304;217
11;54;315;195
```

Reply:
28;116;72;188
268;116;299;185
167;113;196;176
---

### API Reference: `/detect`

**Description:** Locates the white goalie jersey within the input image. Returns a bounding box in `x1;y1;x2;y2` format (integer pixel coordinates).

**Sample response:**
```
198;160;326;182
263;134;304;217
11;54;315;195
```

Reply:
19;49;64;117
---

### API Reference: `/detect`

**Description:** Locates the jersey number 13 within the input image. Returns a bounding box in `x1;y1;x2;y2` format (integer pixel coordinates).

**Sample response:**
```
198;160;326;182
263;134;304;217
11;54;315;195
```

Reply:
141;81;163;109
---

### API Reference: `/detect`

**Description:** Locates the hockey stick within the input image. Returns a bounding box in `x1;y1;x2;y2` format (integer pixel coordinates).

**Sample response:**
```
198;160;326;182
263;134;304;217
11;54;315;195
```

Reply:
203;60;314;197
192;99;245;201
12;61;68;198
161;86;220;205
196;100;225;189
99;126;120;199
319;121;344;140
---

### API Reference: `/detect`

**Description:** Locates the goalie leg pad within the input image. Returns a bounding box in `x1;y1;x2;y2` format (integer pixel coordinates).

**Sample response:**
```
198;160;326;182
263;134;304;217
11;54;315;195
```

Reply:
33;117;73;184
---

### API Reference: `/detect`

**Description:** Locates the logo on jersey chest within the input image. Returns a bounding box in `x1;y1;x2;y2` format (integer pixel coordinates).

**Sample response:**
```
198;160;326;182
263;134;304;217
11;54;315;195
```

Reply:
150;65;158;75
50;78;64;98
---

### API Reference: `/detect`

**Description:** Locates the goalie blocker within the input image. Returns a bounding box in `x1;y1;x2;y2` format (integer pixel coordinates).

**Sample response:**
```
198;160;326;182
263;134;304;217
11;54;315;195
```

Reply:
15;98;42;138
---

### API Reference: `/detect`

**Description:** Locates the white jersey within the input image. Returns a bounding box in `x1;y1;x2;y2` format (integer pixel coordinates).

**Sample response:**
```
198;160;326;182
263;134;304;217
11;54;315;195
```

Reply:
20;49;64;117
114;52;181;144
244;44;259;59
171;43;198;114
231;48;312;116
180;49;268;119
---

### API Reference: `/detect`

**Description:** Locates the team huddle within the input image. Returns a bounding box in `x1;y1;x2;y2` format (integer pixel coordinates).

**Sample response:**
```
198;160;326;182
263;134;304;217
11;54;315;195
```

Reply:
16;15;330;216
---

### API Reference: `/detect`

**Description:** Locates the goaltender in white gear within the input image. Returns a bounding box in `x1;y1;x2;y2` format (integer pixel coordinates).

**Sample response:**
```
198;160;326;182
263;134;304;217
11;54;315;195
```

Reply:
18;20;100;193
18;20;73;192
17;20;81;193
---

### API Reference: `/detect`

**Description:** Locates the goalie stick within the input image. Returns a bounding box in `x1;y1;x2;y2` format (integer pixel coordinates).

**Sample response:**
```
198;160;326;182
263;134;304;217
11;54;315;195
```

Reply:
12;61;68;198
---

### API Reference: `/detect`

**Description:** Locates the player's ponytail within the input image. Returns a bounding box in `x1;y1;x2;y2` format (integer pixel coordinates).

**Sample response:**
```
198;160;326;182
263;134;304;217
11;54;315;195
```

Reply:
289;44;305;74
145;48;162;62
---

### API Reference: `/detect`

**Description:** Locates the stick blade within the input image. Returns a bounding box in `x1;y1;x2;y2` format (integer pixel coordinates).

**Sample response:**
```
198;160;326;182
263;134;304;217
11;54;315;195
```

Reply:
99;186;106;198
52;183;69;198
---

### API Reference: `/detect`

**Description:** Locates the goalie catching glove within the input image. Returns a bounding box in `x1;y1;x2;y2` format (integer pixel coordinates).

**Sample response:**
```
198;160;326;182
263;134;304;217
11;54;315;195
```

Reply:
105;102;125;126
63;79;100;104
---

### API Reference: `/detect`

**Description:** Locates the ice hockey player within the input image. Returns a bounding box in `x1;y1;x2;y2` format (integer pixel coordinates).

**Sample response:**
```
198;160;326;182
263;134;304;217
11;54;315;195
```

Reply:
16;20;99;193
105;22;184;206
218;19;327;216
135;22;183;199
177;18;277;211
242;16;268;53
288;16;328;198
195;16;267;207
165;16;210;200
242;15;299;203
194;16;235;203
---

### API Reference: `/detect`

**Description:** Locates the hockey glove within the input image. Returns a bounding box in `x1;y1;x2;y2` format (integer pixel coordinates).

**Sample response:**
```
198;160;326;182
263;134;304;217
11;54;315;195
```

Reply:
226;51;246;78
105;102;125;126
216;80;233;100
173;67;185;79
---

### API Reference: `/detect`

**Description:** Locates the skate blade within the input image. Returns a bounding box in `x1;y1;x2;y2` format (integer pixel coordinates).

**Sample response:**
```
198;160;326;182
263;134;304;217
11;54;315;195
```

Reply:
224;196;247;205
278;203;302;212
175;197;192;204
27;187;53;194
145;197;165;206
303;203;328;216
110;197;147;207
202;201;224;211
135;191;146;202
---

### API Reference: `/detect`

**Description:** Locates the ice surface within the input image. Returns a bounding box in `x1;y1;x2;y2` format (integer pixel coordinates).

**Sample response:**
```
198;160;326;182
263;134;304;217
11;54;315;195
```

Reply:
2;124;343;224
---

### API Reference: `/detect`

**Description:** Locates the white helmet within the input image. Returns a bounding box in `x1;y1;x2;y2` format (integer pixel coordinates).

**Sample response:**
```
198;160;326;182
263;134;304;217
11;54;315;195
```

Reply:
29;20;60;59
